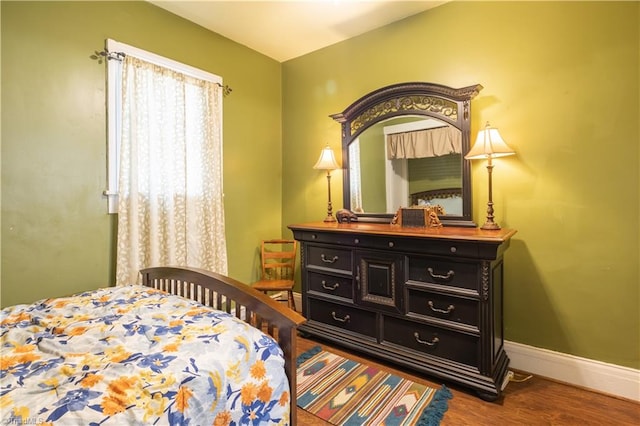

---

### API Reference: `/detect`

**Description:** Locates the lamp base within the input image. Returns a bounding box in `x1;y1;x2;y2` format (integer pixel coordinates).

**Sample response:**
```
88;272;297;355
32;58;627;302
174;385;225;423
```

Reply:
323;214;336;223
480;220;501;230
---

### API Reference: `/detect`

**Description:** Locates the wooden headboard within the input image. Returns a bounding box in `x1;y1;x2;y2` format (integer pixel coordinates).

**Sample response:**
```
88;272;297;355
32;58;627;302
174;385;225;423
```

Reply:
410;187;462;206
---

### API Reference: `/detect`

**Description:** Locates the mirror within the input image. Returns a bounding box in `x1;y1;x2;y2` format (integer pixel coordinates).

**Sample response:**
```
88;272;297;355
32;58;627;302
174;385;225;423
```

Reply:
331;82;482;227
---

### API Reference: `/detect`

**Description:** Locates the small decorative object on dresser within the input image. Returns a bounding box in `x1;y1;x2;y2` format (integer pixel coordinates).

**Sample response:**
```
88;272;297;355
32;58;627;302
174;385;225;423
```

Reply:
391;206;444;228
289;221;517;402
335;208;359;223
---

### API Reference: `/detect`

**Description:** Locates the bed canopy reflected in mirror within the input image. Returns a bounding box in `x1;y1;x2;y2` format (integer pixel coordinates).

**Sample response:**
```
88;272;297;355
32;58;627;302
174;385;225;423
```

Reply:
331;82;482;227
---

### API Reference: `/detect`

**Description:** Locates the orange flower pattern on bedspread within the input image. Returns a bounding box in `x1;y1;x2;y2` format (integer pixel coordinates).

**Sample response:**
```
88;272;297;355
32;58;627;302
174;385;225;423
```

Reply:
0;286;290;425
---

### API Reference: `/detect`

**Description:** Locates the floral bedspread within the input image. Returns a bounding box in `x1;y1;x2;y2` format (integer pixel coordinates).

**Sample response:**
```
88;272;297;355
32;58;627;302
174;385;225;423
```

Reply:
0;285;290;425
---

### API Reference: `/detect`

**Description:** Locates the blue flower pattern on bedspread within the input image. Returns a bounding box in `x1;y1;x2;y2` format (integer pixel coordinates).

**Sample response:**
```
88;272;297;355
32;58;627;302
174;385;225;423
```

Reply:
0;286;290;425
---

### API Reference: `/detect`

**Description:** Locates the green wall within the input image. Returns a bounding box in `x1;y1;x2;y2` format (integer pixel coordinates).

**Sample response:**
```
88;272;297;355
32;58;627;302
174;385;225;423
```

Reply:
1;1;283;306
408;155;462;195
282;1;639;369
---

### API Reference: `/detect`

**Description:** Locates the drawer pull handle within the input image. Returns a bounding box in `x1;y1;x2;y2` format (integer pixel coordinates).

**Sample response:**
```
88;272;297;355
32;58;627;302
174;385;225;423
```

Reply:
414;332;439;347
427;267;455;281
321;281;340;291
428;301;455;314
321;254;339;264
331;312;351;323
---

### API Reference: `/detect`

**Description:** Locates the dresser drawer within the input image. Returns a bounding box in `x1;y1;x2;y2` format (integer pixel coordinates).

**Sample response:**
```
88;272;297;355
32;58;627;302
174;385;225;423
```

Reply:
407;288;479;327
307;245;352;273
361;236;479;258
298;230;361;246
383;316;479;367
307;298;376;338
407;256;479;291
308;271;353;300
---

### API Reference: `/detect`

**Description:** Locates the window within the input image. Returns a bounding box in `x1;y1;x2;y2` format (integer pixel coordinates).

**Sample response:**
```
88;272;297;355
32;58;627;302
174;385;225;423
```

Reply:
105;39;223;213
105;39;227;285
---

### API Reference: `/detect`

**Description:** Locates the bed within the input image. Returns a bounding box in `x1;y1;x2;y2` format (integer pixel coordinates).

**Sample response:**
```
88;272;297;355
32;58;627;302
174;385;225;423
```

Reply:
410;187;463;216
0;266;305;425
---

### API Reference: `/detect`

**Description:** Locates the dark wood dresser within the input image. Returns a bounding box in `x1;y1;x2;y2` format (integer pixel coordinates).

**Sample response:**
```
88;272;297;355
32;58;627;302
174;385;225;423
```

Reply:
288;222;516;400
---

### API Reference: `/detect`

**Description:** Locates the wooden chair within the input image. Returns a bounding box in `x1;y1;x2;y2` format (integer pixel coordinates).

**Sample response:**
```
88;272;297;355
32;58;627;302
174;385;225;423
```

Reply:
252;239;298;311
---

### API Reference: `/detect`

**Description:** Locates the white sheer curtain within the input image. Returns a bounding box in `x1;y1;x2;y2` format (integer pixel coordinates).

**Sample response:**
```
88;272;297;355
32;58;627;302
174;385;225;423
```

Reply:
116;56;227;285
348;139;363;212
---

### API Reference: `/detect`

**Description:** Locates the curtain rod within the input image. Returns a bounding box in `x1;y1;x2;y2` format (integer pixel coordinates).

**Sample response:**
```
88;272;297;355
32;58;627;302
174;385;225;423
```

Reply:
91;48;233;97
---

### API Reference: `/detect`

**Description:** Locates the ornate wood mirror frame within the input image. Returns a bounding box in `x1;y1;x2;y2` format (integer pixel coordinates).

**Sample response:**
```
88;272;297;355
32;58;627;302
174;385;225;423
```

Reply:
331;82;482;227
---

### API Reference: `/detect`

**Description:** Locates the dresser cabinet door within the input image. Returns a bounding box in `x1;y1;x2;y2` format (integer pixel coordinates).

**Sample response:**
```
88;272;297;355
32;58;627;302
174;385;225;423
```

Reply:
355;250;404;314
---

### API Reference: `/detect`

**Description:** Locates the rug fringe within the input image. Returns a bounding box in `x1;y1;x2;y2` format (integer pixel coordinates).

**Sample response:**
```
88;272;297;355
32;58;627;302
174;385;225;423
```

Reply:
296;345;322;367
417;385;453;426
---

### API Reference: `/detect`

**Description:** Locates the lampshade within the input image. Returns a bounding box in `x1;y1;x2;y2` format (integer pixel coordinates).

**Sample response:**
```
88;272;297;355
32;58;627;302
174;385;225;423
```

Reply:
465;122;515;160
313;145;340;170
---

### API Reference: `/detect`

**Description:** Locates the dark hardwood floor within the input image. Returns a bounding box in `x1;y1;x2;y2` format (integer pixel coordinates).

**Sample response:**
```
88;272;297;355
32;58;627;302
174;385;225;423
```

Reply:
296;336;640;425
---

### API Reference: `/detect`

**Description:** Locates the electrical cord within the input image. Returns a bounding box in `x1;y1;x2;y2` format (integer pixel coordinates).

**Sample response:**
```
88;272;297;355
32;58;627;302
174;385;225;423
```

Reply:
508;370;534;383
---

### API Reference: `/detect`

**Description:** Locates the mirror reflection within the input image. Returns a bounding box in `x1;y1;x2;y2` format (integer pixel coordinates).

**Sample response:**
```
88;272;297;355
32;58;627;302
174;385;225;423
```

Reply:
331;82;482;226
348;116;463;215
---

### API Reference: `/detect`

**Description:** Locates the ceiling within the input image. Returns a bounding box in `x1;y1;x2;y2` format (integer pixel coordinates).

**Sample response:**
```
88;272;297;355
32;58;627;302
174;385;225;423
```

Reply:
149;1;447;62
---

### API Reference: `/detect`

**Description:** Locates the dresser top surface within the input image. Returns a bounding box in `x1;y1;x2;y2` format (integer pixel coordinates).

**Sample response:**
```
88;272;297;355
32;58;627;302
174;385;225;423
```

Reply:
288;222;517;243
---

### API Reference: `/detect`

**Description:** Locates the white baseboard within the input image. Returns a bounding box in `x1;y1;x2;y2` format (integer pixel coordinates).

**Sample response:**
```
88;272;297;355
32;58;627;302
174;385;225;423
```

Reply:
293;291;302;313
505;340;640;401
292;291;638;401
273;291;302;313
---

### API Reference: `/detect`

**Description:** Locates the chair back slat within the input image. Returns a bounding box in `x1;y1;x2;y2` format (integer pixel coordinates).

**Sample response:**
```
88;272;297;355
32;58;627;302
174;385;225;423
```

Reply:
261;240;297;281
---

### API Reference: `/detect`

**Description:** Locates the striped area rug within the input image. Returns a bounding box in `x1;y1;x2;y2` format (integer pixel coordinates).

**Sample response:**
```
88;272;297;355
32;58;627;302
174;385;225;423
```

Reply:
297;346;452;426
